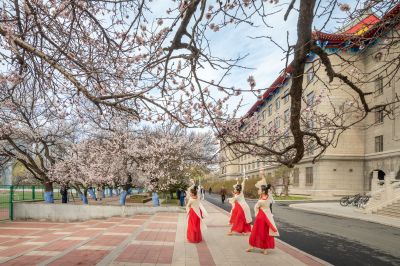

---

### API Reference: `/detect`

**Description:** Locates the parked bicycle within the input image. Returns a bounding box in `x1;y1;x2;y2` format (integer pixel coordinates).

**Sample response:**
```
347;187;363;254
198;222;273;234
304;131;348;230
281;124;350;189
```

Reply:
356;195;370;208
340;193;370;208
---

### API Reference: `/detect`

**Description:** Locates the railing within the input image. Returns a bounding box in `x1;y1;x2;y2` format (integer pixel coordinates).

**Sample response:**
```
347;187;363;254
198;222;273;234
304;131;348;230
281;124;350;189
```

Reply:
364;179;400;214
0;185;62;221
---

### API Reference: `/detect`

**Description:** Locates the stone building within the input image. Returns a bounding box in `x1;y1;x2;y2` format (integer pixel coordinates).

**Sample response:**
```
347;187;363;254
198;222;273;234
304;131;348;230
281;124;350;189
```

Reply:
220;5;400;198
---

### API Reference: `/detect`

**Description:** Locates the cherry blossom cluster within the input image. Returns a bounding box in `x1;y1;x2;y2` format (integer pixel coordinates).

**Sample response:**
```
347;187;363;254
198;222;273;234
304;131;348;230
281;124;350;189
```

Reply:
49;128;216;192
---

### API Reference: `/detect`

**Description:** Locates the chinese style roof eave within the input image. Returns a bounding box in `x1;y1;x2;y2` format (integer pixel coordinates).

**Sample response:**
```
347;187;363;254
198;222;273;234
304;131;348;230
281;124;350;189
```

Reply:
312;3;400;47
242;4;400;121
343;14;380;34
244;64;294;118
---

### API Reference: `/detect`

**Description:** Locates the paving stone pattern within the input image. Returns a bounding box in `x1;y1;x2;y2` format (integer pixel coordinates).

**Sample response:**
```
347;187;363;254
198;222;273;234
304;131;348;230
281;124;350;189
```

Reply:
0;202;329;265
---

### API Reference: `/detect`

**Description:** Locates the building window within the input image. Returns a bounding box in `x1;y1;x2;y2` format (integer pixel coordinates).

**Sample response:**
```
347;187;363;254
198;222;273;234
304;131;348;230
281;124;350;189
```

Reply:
283;89;289;103
375;135;383;152
306;91;315;106
262;110;266;120
284;109;290;124
293;168;299;186
275;98;280;110
307;67;314;83
268;121;272;130
306;167;313;186
306;142;314;156
375;107;384;124
268;105;272;116
375;76;383;95
274;117;280;128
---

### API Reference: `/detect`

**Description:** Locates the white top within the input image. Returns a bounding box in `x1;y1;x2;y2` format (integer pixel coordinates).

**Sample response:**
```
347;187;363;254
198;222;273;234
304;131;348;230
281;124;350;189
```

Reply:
186;183;208;230
254;197;279;237
229;179;252;224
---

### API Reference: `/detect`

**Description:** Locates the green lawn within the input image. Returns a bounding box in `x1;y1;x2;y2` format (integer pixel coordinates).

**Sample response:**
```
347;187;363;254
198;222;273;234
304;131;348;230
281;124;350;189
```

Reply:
0;190;61;202
273;195;310;200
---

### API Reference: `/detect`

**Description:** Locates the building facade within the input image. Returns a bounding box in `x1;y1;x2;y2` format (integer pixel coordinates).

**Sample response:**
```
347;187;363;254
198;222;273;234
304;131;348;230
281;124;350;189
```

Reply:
220;6;400;198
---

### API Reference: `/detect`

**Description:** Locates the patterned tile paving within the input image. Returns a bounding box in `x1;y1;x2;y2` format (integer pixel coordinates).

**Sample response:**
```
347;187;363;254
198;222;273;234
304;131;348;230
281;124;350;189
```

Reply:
0;205;328;266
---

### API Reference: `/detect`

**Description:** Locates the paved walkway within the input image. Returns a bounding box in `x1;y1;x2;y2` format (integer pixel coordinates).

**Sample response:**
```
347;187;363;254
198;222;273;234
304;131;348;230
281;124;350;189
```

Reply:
290;202;400;228
0;201;329;265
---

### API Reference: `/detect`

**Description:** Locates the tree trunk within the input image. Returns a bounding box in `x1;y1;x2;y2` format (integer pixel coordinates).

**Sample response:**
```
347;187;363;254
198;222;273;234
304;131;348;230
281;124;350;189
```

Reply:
120;176;132;206
43;180;54;203
82;188;89;204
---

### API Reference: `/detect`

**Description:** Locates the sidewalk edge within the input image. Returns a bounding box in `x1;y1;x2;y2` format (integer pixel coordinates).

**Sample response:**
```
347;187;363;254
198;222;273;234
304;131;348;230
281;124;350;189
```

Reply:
205;199;332;266
289;204;400;229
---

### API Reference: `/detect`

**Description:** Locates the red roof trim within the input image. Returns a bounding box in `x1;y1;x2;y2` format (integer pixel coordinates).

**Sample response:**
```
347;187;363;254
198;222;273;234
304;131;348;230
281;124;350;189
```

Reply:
343;14;380;34
312;3;400;44
244;4;400;118
245;64;293;117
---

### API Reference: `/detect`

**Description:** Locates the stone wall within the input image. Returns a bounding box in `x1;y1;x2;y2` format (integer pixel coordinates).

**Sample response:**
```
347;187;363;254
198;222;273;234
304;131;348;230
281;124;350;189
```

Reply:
14;202;184;222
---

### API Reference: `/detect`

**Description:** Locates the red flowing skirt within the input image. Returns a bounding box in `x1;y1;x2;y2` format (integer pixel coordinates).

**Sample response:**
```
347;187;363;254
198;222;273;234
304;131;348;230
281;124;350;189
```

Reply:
249;208;276;249
230;202;251;233
187;208;202;243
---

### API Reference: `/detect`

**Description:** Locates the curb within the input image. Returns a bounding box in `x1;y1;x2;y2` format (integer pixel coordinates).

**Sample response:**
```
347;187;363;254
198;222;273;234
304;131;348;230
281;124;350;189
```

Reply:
289;204;400;229
205;199;332;266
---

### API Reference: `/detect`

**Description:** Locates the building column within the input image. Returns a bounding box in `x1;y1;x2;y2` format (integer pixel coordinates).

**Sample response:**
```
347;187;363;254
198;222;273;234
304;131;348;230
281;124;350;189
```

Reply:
385;171;395;200
371;170;379;192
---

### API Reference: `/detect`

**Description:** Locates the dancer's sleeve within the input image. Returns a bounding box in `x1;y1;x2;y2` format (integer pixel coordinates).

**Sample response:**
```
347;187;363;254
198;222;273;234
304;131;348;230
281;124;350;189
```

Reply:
254;200;260;216
186;180;195;200
199;202;208;219
228;197;235;204
186;198;193;213
270;194;275;204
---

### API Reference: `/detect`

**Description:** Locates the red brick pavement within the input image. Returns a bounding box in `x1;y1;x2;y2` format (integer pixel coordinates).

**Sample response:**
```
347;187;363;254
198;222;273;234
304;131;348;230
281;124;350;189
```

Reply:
47;249;110;266
1;255;49;266
86;235;127;246
136;230;176;242
115;244;174;264
0;213;180;265
196;242;216;266
0;209;328;266
37;240;81;252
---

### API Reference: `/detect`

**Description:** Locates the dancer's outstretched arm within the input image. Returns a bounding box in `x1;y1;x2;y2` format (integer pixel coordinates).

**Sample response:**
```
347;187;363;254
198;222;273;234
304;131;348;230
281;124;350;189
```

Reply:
241;177;247;196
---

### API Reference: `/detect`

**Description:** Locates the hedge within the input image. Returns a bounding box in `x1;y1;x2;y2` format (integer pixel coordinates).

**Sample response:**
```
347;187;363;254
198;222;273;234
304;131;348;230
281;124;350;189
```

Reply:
202;178;262;199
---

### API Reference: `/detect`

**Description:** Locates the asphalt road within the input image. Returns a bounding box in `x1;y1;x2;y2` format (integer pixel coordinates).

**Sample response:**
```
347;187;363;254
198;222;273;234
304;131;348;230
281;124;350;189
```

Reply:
205;193;400;266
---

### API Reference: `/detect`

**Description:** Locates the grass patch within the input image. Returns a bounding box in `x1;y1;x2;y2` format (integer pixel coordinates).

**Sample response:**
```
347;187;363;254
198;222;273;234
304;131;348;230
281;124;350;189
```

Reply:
162;198;181;206
273;195;310;201
126;194;152;203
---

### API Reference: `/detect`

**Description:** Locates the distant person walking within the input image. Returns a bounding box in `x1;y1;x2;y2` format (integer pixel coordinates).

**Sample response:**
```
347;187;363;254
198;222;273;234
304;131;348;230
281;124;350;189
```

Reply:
268;184;275;213
152;192;160;206
60;185;68;204
97;187;103;201
201;187;205;200
179;190;186;207
209;187;212;195
220;186;227;204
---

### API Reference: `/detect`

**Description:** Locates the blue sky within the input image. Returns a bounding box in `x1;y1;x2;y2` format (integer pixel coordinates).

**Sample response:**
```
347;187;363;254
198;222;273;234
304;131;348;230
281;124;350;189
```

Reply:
193;0;358;117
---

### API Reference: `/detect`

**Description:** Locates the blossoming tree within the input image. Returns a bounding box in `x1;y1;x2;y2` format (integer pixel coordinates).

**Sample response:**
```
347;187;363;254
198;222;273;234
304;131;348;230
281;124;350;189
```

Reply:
49;126;216;204
2;0;399;174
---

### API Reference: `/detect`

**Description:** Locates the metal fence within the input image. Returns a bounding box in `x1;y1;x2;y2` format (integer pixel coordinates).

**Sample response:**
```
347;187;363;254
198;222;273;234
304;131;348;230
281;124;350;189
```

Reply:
0;185;61;221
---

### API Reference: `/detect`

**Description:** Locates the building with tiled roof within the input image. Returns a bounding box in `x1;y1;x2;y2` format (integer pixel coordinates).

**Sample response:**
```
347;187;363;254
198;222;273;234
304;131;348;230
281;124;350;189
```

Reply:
219;4;400;199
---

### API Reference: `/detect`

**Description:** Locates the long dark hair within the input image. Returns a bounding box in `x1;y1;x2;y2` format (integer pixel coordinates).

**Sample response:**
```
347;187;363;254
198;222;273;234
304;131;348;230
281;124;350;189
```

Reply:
261;184;271;195
190;186;198;196
234;184;242;193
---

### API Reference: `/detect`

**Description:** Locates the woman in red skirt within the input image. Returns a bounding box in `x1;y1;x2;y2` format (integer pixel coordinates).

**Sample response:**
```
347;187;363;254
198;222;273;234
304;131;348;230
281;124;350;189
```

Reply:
186;184;207;243
228;178;252;235
247;181;279;255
